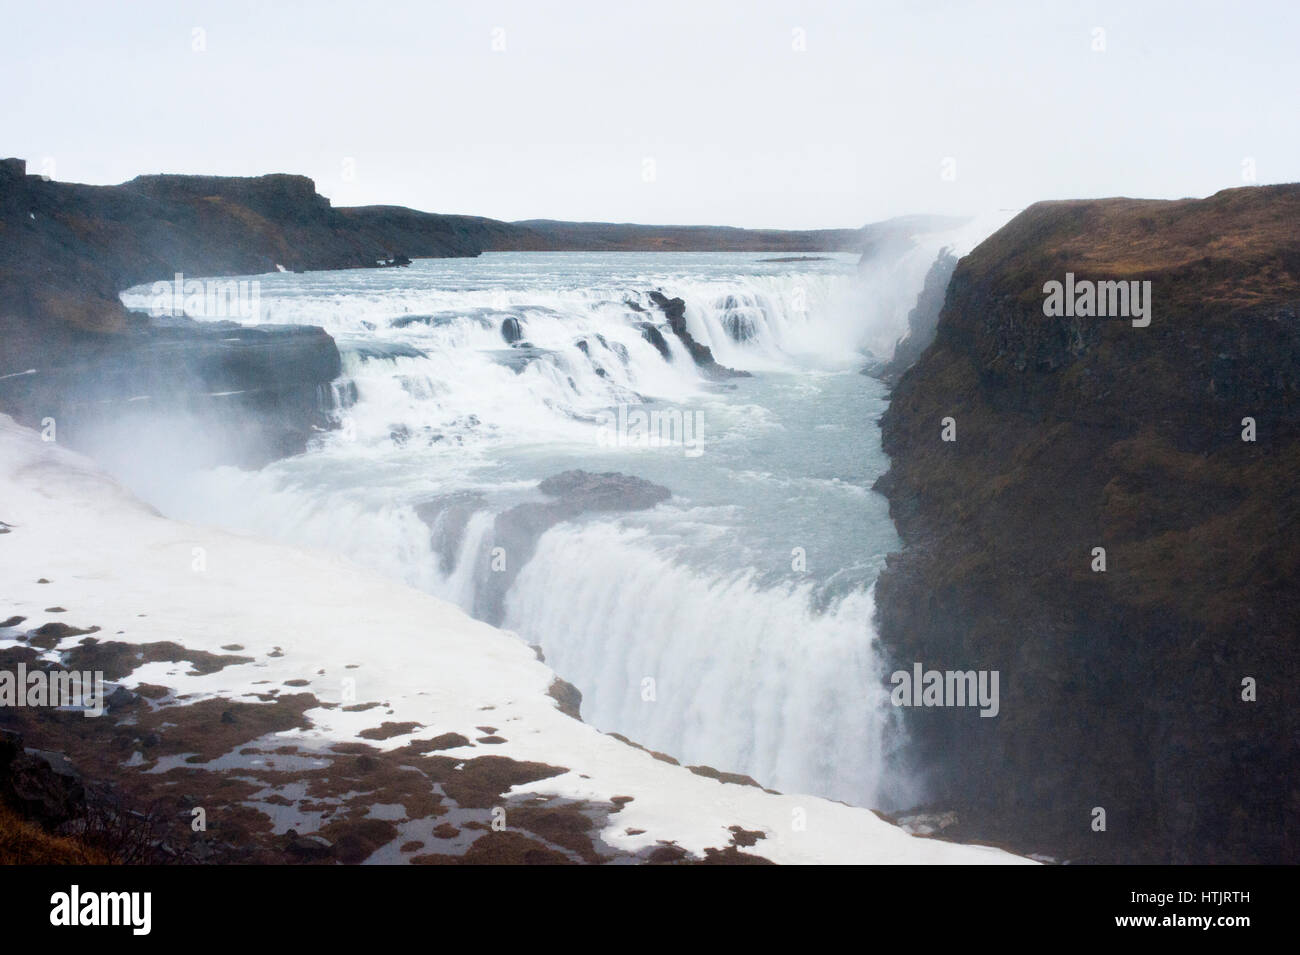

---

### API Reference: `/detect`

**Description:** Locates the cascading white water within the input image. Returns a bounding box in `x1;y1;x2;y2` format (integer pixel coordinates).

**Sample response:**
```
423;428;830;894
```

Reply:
114;234;1003;810
504;523;901;804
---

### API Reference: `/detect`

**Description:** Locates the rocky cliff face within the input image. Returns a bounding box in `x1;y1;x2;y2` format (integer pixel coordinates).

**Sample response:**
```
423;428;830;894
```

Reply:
0;165;483;464
873;184;1300;863
0;164;496;344
874;247;958;384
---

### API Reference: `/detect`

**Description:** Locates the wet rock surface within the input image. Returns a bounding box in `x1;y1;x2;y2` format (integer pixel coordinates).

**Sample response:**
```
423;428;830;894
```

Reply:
646;291;751;379
474;471;672;625
873;247;958;384
0;165;503;467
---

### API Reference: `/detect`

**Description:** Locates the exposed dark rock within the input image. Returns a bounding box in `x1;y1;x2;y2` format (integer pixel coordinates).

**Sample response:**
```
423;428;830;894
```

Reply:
646;291;750;379
721;311;757;343
697;845;775;864
873;246;958;384
412;733;471;752
874;183;1300;864
284;830;334;860
647;843;688;863
349;341;426;361
358;721;423;741
686;764;762;789
105;686;136;711
29;621;99;650
500;316;523;343
547;677;583;720
537;469;672;511
415;491;487;575
0;729;87;829
0;165;506;467
715;294;761;343
474;471;671;625
488;344;553;374
727;824;766;846
637;322;672;360
603;732;679;765
6;315;342;468
0;169;347;466
574;335;624;374
599;334;627;366
60;639;252;680
391;313;487;330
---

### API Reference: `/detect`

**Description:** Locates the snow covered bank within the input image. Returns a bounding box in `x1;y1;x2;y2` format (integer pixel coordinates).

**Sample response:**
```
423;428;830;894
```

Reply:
0;415;1030;864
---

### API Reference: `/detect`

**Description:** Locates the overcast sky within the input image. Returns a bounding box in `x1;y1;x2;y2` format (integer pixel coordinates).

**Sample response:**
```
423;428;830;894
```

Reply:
3;0;1297;229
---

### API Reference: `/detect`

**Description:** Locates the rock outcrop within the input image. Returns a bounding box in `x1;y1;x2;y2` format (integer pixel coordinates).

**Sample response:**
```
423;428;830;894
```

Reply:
0;165;452;464
646;291;750;379
637;322;672;360
500;316;523;344
0;729;86;829
475;471;672;624
1;314;342;467
0;166;501;350
874;184;1300;863
874;247;958;383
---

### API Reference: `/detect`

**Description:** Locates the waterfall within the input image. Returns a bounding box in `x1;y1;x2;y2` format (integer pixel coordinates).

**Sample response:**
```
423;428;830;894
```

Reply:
111;245;989;809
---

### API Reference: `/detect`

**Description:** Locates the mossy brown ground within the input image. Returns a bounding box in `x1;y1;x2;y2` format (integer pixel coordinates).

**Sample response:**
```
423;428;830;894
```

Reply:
0;634;774;864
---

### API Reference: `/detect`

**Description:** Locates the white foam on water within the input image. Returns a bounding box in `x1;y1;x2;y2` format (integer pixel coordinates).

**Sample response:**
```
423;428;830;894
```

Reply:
504;521;910;807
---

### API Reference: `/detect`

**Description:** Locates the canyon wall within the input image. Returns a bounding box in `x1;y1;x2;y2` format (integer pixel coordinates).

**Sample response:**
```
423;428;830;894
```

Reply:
874;184;1300;862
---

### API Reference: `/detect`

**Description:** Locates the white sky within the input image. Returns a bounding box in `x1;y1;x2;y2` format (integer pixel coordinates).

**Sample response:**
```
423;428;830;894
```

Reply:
3;0;1297;229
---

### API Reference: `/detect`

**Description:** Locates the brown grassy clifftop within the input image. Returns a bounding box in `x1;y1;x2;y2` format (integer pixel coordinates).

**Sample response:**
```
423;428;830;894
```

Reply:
875;183;1300;863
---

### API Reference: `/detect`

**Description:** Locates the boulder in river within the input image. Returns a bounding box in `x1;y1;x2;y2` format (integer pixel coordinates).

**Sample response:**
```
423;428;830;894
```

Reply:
474;471;671;625
646;291;750;379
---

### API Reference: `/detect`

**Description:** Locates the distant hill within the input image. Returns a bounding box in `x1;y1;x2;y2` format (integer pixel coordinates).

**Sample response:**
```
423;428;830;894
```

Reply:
496;215;965;253
0;159;964;353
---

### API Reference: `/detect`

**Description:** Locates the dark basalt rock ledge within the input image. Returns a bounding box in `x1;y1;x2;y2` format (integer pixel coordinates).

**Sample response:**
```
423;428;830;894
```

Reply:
646;291;750;379
873;183;1300;864
0;160;507;466
438;470;673;627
